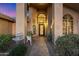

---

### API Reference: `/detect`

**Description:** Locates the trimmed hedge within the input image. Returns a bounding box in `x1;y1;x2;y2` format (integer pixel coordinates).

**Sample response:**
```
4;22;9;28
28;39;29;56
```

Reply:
8;44;27;56
0;34;13;52
47;29;53;42
56;34;79;56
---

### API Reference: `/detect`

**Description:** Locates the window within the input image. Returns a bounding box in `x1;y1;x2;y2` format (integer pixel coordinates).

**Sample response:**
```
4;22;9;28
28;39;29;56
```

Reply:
63;14;73;35
37;14;46;23
33;25;36;34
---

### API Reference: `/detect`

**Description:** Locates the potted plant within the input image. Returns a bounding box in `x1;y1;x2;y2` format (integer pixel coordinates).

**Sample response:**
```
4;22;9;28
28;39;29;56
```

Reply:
26;31;32;45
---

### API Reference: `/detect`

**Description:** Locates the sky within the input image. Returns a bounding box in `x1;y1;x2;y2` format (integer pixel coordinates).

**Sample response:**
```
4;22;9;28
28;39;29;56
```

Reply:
0;3;16;18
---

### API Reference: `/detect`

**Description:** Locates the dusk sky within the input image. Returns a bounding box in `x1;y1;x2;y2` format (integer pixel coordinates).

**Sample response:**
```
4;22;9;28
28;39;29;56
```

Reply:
0;3;16;18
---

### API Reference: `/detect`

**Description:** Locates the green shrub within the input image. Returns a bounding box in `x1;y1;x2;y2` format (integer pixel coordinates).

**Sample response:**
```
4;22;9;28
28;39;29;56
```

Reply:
47;30;53;42
47;28;54;45
8;44;27;56
56;34;79;56
0;34;13;52
27;31;32;36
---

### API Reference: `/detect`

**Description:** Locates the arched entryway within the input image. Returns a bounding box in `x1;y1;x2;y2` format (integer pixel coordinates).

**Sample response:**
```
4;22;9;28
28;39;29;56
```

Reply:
37;13;48;36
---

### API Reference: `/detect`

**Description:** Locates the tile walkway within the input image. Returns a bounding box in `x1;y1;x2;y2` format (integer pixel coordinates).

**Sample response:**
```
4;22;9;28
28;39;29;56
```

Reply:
29;36;54;56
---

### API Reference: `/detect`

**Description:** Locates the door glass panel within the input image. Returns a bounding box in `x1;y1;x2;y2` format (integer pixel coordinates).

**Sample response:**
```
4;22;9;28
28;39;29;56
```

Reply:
40;25;43;35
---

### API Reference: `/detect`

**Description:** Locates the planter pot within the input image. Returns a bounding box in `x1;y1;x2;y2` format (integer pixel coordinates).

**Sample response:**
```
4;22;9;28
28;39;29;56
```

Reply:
26;36;32;45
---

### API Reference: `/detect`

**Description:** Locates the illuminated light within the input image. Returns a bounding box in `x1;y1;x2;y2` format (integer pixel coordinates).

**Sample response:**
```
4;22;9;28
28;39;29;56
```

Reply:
50;21;54;29
37;13;48;29
40;25;43;35
44;21;48;28
38;14;46;23
51;25;52;29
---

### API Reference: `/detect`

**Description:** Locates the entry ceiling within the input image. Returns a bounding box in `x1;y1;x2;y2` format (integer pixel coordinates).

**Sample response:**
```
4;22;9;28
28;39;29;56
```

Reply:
28;3;79;13
29;3;50;10
64;3;79;13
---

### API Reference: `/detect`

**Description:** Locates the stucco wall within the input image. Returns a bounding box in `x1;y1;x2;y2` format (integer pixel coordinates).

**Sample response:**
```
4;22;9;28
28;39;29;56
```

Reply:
27;7;32;32
12;23;16;35
31;8;38;36
47;4;54;33
0;19;13;34
63;7;79;34
47;5;52;28
28;7;38;36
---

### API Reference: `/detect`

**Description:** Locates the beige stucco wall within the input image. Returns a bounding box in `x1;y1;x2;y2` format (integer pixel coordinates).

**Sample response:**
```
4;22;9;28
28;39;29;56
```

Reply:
47;4;54;35
63;7;79;34
32;8;38;36
0;19;13;35
47;5;52;28
28;7;38;36
12;23;16;35
27;7;32;32
47;5;52;35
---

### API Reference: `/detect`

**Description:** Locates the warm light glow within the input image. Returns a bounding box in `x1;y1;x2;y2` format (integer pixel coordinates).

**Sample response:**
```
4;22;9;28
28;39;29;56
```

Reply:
50;21;54;29
44;22;48;28
38;14;46;23
40;25;43;35
38;17;44;23
51;25;52;29
38;13;48;33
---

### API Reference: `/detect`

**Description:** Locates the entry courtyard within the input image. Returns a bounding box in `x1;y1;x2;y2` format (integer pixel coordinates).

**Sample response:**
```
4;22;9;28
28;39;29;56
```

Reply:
0;3;79;56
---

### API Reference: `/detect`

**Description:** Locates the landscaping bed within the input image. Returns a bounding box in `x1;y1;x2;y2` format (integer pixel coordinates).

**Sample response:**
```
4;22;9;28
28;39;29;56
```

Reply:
56;34;79;56
8;44;28;56
0;34;28;56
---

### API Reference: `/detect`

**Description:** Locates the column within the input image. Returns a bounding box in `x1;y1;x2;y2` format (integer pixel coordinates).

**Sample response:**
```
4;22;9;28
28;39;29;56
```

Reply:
51;4;54;43
16;3;27;39
54;3;63;42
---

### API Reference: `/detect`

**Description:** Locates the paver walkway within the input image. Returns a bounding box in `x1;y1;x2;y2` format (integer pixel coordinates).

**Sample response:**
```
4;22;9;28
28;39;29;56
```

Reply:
29;36;50;56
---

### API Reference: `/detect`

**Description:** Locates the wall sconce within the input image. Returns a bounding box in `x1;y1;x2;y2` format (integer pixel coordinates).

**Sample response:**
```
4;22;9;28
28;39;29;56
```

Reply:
51;20;54;29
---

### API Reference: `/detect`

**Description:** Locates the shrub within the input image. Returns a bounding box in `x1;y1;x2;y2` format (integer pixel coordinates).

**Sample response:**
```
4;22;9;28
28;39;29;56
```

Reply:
0;34;13;52
56;34;79;56
27;31;32;36
47;29;53;42
8;44;27;56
